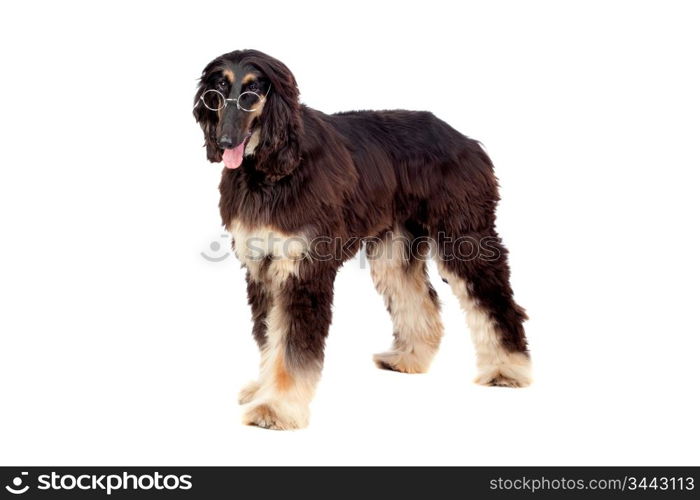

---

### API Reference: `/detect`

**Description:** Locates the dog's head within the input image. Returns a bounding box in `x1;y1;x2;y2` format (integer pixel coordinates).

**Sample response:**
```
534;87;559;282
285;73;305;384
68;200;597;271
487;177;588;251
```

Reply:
193;49;302;178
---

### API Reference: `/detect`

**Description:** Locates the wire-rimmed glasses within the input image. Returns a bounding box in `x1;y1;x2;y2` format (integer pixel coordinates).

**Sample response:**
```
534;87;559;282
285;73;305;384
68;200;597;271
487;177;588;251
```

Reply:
199;89;268;112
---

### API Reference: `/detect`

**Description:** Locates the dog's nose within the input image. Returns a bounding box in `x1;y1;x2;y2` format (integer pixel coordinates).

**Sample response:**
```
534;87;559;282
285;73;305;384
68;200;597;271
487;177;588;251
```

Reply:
217;135;234;149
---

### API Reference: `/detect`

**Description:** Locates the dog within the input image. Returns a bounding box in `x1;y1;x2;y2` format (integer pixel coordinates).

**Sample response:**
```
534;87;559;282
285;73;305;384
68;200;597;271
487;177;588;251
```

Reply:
193;49;531;430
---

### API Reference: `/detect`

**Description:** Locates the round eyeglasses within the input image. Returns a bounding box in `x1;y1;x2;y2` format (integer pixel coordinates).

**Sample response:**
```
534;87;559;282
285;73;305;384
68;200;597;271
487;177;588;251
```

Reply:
199;89;268;113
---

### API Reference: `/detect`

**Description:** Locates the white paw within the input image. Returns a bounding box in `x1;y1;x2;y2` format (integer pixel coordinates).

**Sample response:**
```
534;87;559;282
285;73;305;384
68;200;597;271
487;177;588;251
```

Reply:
242;401;308;430
373;350;431;374
475;353;532;388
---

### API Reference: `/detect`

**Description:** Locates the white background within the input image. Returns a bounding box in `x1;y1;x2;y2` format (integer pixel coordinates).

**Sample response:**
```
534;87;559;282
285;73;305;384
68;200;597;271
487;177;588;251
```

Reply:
1;0;699;466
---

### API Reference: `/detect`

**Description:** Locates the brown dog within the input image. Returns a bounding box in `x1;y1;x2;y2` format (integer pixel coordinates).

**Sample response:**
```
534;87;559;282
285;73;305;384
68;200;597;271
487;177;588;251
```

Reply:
193;49;531;430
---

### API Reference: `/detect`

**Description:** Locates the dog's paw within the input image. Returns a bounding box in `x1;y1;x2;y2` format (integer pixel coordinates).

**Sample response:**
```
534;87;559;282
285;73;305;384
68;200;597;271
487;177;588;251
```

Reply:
242;402;306;430
238;380;260;405
475;354;532;388
373;350;429;374
476;372;530;388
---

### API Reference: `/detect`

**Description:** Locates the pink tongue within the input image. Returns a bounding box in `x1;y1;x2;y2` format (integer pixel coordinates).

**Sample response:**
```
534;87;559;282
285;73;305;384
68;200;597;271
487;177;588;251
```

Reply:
223;141;246;169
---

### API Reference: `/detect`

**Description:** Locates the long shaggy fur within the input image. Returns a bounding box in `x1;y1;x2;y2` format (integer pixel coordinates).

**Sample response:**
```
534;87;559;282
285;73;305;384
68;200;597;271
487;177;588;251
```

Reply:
194;49;530;430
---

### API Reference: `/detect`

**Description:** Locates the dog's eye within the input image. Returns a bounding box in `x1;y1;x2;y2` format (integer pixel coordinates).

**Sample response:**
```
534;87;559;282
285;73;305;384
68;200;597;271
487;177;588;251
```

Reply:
247;81;260;92
216;80;227;91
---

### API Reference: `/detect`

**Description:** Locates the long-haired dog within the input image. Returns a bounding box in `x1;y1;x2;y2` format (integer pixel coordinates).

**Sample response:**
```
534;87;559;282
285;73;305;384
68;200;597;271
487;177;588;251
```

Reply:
193;49;531;430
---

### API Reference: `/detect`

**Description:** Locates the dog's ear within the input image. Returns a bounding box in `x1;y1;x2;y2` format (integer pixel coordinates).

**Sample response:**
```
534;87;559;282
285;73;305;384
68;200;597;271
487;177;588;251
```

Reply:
249;54;303;179
256;90;302;178
193;81;222;163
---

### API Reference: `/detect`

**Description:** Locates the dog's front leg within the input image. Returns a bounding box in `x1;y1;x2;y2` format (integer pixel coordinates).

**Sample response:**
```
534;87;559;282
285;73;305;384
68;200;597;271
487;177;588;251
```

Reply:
242;264;337;430
237;272;271;405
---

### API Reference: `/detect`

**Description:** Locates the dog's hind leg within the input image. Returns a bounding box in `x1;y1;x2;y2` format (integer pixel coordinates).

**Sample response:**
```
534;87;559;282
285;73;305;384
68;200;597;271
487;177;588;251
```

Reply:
242;264;337;430
369;227;443;374
436;230;531;387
